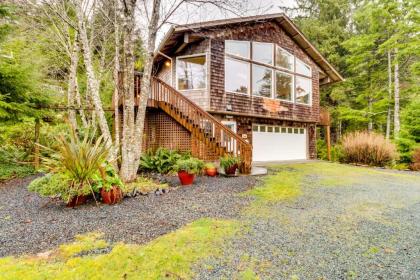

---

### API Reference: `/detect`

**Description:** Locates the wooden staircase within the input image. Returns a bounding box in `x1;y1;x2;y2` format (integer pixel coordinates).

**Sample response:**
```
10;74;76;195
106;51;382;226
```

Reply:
150;77;252;174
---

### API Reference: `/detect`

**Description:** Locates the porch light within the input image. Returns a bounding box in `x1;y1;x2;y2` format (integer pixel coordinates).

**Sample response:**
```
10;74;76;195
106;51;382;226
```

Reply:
165;60;171;67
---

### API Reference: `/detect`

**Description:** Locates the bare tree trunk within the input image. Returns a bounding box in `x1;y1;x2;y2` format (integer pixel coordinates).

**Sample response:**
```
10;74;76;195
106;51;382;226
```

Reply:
119;0;137;182
74;80;88;127
113;0;121;170
74;0;115;161
368;96;373;132
67;37;79;129
394;48;400;138
385;50;392;139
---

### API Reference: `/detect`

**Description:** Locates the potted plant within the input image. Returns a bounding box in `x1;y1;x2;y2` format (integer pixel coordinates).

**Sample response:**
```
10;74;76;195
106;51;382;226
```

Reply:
94;164;124;205
204;162;217;177
220;154;241;175
173;158;204;185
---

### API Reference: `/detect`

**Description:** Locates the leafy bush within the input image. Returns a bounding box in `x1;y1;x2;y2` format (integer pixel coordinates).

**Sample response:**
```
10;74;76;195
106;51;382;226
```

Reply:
139;148;190;174
0;162;35;181
220;154;241;170
316;139;343;162
340;131;398;166
28;173;89;202
92;163;124;192
204;162;216;169
411;148;420;171
173;158;204;174
122;176;168;196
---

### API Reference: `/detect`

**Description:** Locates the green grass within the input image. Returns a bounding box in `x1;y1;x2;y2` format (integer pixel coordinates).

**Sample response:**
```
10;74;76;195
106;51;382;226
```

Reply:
0;218;241;280
0;162;36;182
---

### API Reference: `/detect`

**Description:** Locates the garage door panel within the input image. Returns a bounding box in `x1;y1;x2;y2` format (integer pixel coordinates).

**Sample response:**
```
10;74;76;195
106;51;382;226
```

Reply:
253;126;307;162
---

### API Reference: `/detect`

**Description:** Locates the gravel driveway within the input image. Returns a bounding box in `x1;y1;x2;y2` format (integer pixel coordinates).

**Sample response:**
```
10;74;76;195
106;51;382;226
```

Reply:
193;164;420;280
0;175;256;257
1;163;419;280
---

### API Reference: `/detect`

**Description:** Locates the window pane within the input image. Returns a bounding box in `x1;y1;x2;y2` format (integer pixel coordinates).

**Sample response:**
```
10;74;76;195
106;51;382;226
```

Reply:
260;126;266;132
267;126;273;132
252;64;272;98
281;127;286;133
274;127;280;133
300;128;305;134
253;125;258;132
296;58;311;76
177;56;206;90
275;71;293;101
288;128;293;133
225;40;250;58
225;57;250;94
295;76;312;104
294;128;299;134
252;42;273;65
275;46;294;70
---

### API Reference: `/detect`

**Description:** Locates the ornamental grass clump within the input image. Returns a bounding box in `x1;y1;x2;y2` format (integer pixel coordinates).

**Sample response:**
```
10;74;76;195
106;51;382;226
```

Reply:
341;131;398;167
410;147;420;171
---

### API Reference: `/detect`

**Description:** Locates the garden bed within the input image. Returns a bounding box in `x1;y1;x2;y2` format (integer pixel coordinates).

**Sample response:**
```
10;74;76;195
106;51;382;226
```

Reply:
0;174;257;257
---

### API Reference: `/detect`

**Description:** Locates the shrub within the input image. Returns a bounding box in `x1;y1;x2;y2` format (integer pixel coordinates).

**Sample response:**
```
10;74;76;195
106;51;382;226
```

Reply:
92;163;124;192
411;148;420;171
139;148;190;174
340;131;398;166
122;176;168;196
219;154;241;170
173;158;204;174
204;162;216;169
28;173;89;202
40;128;109;201
316;139;343;162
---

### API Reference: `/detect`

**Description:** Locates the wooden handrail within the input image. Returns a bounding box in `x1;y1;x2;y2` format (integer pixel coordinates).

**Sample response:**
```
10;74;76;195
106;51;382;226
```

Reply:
150;77;252;173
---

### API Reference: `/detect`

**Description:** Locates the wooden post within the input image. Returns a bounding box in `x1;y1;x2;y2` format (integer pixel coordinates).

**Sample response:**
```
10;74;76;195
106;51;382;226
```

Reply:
326;125;331;161
34;118;41;169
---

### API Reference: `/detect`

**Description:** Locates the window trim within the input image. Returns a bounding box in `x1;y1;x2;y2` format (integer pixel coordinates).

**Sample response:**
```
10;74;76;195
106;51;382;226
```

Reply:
175;53;208;92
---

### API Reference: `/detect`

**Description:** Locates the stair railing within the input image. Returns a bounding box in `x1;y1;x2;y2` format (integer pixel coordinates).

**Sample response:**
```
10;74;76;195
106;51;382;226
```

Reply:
150;77;252;174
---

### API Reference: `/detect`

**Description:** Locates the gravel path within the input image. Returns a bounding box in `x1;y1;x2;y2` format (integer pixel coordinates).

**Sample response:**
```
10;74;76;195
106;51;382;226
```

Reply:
194;166;420;280
0;175;256;257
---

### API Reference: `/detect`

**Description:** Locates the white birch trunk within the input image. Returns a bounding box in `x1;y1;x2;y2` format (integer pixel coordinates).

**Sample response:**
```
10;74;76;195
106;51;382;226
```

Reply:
393;48;400;138
74;0;115;161
385;50;392;139
112;0;121;171
67;38;78;129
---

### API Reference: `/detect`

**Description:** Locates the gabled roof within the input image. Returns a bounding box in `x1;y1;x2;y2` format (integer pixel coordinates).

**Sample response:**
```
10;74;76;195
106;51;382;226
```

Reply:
156;13;344;85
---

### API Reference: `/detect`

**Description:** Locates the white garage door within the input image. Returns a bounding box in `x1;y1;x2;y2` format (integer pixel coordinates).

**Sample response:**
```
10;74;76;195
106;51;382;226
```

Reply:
252;125;307;162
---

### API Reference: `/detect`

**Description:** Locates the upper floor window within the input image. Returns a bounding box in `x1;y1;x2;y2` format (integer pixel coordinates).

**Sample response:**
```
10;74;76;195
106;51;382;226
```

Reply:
275;46;294;71
252;42;273;65
225;40;250;58
225;57;249;94
296;58;312;77
224;39;312;105
176;54;206;90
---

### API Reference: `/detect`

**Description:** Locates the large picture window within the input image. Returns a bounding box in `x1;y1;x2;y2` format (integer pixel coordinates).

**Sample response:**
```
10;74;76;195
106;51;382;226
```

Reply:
225;40;250;58
252;65;272;97
295;76;312;104
224;40;313;105
176;55;206;90
275;71;293;101
252;42;273;65
276;46;294;71
225;57;250;94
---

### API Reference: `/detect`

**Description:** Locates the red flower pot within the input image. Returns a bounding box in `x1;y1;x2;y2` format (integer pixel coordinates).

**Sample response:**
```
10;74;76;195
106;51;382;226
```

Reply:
66;195;88;207
101;186;123;205
224;164;238;175
206;168;217;177
178;171;195;185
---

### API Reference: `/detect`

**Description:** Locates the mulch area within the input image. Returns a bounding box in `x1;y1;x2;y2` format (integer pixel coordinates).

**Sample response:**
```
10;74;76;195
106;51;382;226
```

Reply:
0;174;257;257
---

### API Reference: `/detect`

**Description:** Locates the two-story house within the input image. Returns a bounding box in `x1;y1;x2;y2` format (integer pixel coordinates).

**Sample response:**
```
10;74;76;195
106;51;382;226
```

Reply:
134;13;343;173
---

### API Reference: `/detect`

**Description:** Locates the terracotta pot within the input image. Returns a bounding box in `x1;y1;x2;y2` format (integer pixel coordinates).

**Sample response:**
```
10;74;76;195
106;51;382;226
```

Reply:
224;164;238;175
206;168;217;177
101;186;123;205
66;195;88;207
178;171;195;185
